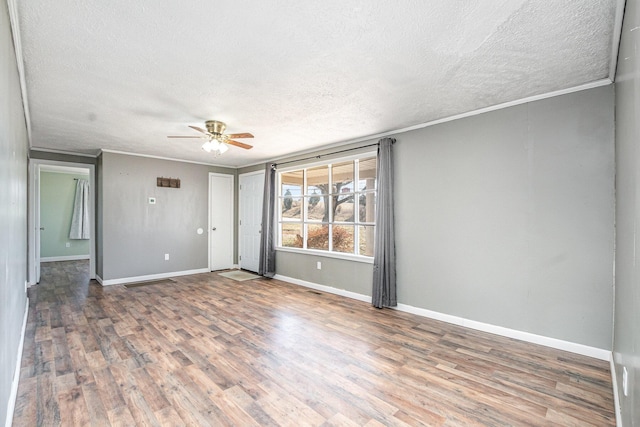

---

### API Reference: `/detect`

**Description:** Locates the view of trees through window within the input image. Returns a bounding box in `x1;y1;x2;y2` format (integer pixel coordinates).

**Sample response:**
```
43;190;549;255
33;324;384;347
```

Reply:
278;156;377;257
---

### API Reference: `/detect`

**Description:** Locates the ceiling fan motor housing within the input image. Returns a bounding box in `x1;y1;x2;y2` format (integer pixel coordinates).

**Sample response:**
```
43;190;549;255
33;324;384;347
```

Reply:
205;120;226;136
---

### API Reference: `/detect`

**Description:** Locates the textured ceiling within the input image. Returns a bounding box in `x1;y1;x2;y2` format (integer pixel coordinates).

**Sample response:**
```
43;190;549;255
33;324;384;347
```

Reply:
15;0;619;167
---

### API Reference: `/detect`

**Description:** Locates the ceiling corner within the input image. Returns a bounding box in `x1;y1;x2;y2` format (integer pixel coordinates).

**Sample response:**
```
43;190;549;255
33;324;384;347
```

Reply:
609;0;628;82
6;0;33;148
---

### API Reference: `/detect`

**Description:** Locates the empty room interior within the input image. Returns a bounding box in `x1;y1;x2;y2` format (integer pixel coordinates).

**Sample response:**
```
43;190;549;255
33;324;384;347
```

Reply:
2;0;640;426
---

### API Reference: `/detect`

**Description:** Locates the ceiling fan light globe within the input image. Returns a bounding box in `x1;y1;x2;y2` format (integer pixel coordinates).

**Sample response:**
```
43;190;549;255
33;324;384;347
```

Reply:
218;143;229;154
202;141;213;152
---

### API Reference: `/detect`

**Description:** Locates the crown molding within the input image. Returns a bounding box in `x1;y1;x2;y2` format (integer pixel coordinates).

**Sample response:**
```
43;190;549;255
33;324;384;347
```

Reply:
240;78;613;168
7;0;32;148
99;149;235;169
609;0;627;81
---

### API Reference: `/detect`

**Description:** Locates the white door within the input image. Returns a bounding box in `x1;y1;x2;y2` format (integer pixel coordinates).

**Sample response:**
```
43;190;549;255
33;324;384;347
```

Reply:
239;172;265;272
209;173;234;271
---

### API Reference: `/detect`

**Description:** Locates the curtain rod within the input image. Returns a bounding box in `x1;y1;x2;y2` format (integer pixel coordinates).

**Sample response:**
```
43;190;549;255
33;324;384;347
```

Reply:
272;142;380;169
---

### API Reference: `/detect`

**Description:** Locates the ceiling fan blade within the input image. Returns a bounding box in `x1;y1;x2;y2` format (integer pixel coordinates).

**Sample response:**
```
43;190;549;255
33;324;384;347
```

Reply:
226;139;253;150
167;136;203;138
188;125;209;135
226;132;254;139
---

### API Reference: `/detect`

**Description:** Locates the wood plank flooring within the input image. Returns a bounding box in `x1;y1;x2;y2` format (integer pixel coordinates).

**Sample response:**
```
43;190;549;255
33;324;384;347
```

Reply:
12;261;616;426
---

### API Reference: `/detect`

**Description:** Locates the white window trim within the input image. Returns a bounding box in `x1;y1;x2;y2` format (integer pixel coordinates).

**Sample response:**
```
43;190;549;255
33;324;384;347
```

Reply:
276;151;377;262
276;246;374;264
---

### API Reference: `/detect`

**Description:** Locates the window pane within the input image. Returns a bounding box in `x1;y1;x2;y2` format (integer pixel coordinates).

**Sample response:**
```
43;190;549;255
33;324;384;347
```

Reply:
332;161;354;194
358;191;376;223
307;166;329;195
282;170;303;197
333;225;354;253
307;224;329;250
333;194;355;222
277;156;376;257
281;223;303;248
306;195;327;221
281;197;302;219
358;225;375;256
358;157;377;191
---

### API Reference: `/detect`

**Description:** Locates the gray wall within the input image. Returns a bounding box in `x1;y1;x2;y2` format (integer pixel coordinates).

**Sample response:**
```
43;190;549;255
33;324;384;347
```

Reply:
614;0;640;422
396;86;614;349
0;1;29;424
99;152;236;281
275;85;615;350
276;252;373;296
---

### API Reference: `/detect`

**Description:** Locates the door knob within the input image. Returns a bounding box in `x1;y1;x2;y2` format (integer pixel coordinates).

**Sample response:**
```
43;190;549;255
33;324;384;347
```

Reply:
39;227;45;231
212;227;217;231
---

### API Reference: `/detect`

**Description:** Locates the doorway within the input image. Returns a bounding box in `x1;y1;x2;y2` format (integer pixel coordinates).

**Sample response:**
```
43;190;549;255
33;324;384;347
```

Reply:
28;159;96;284
239;171;265;273
209;173;234;271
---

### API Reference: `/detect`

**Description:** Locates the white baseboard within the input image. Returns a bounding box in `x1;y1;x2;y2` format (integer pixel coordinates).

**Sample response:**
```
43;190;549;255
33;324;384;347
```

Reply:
273;274;611;361
5;298;28;427
274;274;372;303
98;268;210;286
41;255;89;262
610;355;622;427
395;303;611;361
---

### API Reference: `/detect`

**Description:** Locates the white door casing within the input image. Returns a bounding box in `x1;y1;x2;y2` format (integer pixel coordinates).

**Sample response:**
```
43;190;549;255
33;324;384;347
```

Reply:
209;173;234;271
35;165;41;283
239;171;265;273
28;159;96;285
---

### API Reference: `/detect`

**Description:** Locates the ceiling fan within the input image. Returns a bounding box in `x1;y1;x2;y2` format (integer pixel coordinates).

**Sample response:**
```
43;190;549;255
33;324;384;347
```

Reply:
168;120;253;154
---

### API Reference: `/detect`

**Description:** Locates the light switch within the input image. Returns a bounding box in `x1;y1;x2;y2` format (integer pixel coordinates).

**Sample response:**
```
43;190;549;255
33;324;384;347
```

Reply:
149;197;156;204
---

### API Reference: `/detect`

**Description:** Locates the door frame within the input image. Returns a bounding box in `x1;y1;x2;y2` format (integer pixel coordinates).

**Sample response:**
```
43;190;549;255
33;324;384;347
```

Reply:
238;170;265;272
28;159;96;284
208;172;235;271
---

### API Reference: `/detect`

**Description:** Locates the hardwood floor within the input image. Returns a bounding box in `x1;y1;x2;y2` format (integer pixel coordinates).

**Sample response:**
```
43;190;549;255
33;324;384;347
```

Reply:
13;261;615;426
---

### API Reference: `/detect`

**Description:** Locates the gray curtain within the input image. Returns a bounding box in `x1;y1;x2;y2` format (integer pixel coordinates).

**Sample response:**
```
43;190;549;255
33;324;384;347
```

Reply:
372;138;397;308
259;163;276;277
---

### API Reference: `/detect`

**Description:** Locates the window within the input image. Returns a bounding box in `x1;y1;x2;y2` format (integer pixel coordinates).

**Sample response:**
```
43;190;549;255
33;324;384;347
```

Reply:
278;154;377;258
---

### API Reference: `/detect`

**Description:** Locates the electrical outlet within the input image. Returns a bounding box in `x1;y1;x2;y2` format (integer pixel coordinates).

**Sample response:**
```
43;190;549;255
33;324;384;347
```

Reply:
66;242;71;248
164;253;169;261
317;261;322;270
623;367;629;397
149;197;156;204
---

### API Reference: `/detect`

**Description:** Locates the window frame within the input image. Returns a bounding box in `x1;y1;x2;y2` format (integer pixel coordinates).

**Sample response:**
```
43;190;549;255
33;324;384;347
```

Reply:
276;151;377;264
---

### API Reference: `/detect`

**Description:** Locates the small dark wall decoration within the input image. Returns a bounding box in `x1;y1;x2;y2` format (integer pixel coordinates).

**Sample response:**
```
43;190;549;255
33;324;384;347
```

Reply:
157;177;181;188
